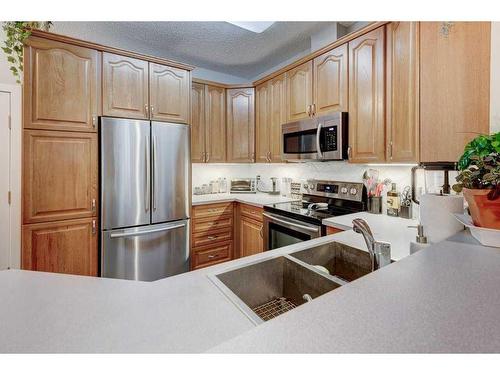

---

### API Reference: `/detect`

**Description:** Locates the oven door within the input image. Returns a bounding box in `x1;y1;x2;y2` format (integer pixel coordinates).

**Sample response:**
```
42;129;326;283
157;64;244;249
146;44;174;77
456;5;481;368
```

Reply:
263;212;322;251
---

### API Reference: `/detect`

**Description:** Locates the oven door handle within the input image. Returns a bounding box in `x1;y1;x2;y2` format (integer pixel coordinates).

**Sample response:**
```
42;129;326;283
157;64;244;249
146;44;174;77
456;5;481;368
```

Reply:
316;120;323;159
263;212;320;233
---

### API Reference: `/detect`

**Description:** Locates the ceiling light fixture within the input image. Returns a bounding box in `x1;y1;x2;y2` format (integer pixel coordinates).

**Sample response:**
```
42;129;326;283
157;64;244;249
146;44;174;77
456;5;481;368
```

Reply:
227;22;275;33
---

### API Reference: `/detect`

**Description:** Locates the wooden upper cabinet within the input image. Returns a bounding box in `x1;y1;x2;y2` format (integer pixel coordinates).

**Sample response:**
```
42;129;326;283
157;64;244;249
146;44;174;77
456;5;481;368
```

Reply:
22;217;98;276
269;74;286;162
205;85;226;163
286;60;313;121
191;82;206;163
24;37;99;132
348;26;386;163
420;22;490;163
386;22;419;163
102;53;149;119
23;130;97;224
226;88;255;163
150;63;190;124
255;82;271;163
313;44;348;115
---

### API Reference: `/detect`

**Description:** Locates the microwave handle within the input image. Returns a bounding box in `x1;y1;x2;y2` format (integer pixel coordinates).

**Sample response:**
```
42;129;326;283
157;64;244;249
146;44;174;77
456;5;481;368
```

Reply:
316;121;323;159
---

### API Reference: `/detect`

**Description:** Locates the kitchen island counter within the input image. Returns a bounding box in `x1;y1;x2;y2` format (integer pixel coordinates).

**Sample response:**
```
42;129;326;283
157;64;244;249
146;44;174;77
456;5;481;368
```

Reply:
1;231;499;353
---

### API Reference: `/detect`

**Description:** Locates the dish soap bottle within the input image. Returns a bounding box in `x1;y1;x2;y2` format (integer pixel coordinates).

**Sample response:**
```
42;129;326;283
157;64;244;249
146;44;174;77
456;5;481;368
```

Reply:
386;183;400;217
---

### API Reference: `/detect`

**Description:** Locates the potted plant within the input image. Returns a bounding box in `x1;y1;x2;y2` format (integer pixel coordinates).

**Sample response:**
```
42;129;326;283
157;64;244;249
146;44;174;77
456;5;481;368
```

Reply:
453;133;500;229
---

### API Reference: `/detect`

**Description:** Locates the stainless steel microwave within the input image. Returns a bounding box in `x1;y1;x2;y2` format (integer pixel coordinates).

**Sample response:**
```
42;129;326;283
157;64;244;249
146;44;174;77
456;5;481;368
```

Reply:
281;112;348;161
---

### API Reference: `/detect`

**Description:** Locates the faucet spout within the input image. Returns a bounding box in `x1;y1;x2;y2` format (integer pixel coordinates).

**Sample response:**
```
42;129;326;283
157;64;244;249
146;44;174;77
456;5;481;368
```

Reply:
352;219;391;271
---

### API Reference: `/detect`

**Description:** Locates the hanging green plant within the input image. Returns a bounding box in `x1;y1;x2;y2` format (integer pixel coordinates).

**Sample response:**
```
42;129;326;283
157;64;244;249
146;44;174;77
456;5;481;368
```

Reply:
2;21;52;84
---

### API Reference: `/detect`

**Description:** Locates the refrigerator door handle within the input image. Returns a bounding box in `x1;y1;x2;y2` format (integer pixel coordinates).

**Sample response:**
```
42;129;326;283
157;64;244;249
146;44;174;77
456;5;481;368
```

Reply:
109;222;186;239
145;135;150;212
152;134;158;211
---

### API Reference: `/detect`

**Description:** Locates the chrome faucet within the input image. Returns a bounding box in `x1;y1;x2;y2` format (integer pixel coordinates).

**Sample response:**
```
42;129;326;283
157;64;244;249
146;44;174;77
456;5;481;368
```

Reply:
352;218;391;271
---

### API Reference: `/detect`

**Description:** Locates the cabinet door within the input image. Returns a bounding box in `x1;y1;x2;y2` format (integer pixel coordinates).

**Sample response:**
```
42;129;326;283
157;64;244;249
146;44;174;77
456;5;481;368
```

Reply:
150;63;190;124
205;85;226;163
255;82;271;163
348;26;386;163
102;53;149;119
226;88;255;163
269;74;286;162
313;44;348;115
286;60;313;121
239;216;263;258
24;37;99;132
191;82;206;163
420;22;490;162
22;217;98;276
386;22;419;163
23;130;97;223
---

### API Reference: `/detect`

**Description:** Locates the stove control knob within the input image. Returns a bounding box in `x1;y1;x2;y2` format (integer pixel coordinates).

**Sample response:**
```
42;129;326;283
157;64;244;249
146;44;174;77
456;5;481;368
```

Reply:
309;184;315;190
303;183;309;189
349;187;358;195
340;187;348;194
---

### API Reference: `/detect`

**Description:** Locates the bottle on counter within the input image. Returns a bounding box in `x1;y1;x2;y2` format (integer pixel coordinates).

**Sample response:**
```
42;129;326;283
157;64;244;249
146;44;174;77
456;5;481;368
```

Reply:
386;183;400;217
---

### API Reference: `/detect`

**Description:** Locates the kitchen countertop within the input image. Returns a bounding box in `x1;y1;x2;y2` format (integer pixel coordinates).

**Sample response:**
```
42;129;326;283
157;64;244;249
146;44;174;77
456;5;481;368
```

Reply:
1;230;499;353
322;212;418;261
191;192;297;207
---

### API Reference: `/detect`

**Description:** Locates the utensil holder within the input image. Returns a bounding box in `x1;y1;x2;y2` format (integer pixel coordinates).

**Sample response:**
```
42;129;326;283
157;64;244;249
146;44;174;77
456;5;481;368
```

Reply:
400;205;412;219
368;196;382;214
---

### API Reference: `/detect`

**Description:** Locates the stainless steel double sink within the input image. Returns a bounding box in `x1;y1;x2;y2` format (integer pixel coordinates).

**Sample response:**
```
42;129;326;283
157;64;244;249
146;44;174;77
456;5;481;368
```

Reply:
210;241;372;324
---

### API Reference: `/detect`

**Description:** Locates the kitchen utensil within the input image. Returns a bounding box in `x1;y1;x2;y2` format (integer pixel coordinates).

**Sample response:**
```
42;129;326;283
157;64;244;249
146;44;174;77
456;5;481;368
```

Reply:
368;196;382;214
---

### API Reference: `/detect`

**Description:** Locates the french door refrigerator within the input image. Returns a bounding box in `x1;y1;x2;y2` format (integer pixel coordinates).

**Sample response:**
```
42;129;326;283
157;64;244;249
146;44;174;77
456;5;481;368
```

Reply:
100;117;190;281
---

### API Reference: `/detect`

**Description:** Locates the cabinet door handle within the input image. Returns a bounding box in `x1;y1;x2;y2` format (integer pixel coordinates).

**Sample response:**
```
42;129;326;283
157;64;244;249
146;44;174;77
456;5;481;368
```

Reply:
145;104;149;116
259;225;264;239
92;116;97;128
347;146;352;159
206;152;210;163
267;151;271;163
208;254;219;259
311;104;316;117
306;105;311;117
207;235;218;240
92;220;96;235
389;141;393;160
150;105;154;115
91;198;96;213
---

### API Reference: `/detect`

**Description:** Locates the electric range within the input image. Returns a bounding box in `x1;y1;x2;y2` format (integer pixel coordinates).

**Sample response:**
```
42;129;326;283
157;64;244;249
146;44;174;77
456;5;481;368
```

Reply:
262;180;367;251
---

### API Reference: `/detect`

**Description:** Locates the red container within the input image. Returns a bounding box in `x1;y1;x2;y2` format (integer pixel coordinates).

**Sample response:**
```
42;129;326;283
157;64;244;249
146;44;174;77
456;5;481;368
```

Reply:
463;188;500;229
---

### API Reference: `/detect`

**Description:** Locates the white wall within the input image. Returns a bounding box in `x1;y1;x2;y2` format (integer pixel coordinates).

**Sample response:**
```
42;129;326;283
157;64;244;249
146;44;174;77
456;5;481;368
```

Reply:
0;28;18;85
192;67;248;84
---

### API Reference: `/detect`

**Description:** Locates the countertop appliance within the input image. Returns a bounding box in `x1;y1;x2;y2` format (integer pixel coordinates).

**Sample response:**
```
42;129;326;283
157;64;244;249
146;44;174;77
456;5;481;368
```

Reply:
230;178;256;194
282;112;348;162
100;117;190;282
263;179;367;251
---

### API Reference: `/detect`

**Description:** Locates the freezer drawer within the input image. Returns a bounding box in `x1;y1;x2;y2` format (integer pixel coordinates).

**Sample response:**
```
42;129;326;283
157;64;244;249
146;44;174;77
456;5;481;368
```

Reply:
101;117;151;230
101;220;190;281
152;122;190;223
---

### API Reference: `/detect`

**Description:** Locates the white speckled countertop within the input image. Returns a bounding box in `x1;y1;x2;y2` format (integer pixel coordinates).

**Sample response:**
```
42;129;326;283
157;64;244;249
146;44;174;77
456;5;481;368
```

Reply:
1;230;499;353
191;192;297;207
322;212;419;261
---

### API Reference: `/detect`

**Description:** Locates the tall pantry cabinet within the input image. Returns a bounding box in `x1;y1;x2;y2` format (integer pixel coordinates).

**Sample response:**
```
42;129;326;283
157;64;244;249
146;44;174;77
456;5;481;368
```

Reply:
22;36;99;276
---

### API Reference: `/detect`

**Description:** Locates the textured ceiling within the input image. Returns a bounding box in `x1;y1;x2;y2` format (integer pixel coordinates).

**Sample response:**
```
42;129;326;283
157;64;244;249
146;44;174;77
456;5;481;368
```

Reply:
53;21;338;80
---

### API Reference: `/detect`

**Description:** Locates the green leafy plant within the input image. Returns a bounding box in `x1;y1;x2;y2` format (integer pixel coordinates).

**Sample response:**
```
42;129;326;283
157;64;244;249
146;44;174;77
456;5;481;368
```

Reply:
458;133;500;170
2;21;52;84
453;153;500;200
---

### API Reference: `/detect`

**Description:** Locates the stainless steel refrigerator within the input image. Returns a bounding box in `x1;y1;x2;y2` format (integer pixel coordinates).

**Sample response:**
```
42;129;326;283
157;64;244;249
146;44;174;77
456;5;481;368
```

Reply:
100;117;190;281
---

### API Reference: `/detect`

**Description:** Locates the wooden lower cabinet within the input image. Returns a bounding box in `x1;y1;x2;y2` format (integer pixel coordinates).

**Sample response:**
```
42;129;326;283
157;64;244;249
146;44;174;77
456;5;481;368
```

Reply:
191;202;234;270
236;203;264;259
326;226;344;235
22;217;98;276
239;216;264;258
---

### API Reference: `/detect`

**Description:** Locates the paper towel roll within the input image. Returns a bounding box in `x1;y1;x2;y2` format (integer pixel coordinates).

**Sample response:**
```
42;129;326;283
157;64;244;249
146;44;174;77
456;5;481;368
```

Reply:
419;194;464;244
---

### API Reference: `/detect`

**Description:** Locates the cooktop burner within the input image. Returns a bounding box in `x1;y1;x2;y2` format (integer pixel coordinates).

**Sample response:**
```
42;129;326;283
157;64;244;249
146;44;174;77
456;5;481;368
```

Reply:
264;180;367;226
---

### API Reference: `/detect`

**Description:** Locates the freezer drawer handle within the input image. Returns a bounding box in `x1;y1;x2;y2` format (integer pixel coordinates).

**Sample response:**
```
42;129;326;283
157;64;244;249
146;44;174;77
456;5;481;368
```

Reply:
109;223;186;239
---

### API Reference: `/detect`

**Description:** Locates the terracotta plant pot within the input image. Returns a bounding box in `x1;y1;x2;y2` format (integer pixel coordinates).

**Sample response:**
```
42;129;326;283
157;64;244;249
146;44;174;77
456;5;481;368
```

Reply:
463;188;500;229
